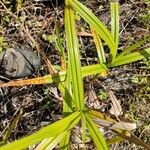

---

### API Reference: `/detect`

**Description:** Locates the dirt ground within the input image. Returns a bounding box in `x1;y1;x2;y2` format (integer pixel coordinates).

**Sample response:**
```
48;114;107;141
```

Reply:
0;0;150;149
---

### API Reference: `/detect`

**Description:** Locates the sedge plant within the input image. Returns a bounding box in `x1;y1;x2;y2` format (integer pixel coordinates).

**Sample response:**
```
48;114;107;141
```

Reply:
0;0;150;150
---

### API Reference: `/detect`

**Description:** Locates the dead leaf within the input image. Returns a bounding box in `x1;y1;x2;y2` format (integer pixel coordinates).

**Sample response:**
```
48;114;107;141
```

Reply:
108;90;123;116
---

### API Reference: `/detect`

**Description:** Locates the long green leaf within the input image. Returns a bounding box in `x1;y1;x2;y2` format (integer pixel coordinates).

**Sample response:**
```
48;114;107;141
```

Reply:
81;64;108;77
85;113;108;150
111;2;119;60
111;48;150;67
1;108;23;145
61;62;72;149
81;113;86;144
0;112;81;150
63;61;73;115
91;26;106;64
54;18;67;70
0;72;66;87
44;132;67;150
68;0;115;54
0;64;107;87
59;131;71;150
35;131;67;150
35;137;54;150
115;36;150;60
65;4;84;110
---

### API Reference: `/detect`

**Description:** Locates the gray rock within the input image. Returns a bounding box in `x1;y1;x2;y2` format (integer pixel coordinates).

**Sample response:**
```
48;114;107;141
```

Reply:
0;46;41;78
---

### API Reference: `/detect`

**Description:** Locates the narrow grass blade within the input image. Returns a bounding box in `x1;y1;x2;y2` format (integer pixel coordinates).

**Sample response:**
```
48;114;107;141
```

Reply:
0;112;81;150
112;129;150;149
63;64;73;115
0;64;107;87
69;0;115;54
111;2;119;60
54;18;67;70
111;48;150;67
61;61;72;149
0;108;23;145
85;113;108;150
17;0;23;7
81;113;86;144
90;26;106;64
115;36;150;60
65;4;84;110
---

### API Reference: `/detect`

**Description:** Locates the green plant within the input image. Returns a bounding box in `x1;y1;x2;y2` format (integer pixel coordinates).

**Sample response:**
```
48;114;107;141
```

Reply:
0;36;5;53
98;89;109;101
0;0;150;150
139;0;150;27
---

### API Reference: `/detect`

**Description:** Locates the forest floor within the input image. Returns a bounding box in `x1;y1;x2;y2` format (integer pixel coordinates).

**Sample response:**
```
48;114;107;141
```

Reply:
0;0;150;149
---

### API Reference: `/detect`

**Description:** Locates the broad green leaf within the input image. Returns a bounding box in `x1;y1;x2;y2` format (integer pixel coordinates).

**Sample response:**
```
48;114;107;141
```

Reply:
111;2;119;60
68;0;115;54
65;4;84;110
115;36;150;60
91;26;106;64
0;112;81;150
85;113;108;150
111;48;150;67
